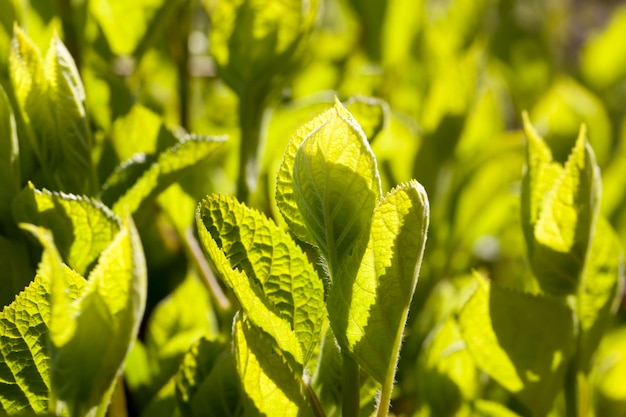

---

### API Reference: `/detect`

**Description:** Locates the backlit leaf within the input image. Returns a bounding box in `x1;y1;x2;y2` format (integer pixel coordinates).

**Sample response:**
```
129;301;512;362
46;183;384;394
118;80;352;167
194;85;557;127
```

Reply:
196;194;325;367
0;234;85;415
103;135;225;216
47;218;147;417
13;183;120;275
459;275;575;416
233;315;313;417
9;27;96;195
327;180;428;384
276;98;382;275
521;114;601;296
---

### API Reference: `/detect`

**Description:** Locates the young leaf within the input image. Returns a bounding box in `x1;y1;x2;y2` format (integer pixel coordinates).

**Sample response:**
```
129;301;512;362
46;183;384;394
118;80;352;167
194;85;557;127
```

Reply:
175;337;240;417
0;85;20;222
458;275;576;416
521;114;601;296
46;218;147;417
327;180;428;385
0;249;85;415
9;27;96;195
12;183;120;275
196;194;325;367
102;135;225;216
233;314;313;417
344;95;388;143
276;98;382;274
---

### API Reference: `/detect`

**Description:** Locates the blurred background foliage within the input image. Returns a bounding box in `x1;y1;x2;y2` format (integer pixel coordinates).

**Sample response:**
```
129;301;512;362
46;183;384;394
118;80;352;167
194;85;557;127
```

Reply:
1;0;626;416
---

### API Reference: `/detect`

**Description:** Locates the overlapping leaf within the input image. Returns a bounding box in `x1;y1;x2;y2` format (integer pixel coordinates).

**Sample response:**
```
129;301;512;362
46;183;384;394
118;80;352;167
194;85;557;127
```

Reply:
276;98;382;274
9;27;96;195
233;315;313;417
459;275;575;416
0;239;85;415
328;180;428;384
175;337;240;417
521;113;601;295
102;135;225;216
13;184;120;275
196;194;325;367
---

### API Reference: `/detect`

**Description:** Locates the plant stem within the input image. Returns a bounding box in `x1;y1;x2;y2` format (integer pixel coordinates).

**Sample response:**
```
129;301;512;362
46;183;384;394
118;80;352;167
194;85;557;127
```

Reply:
236;91;266;203
342;352;360;417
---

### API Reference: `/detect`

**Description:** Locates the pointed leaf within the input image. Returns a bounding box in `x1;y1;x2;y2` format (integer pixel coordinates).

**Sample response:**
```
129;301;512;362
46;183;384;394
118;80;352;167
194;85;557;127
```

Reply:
48;218;147;416
196;194;325;366
276;98;382;274
521;115;601;295
0;226;85;415
13;183;120;275
327;180;428;384
103;135;225;216
233;315;313;417
175;337;240;417
9;27;96;194
0;85;20;222
459;275;575;416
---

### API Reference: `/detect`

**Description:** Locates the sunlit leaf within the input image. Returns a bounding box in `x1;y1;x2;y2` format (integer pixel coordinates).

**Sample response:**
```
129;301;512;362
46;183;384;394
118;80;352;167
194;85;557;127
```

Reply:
13;183;120;275
0;237;85;415
276;98;382;275
328;180;428;384
9;27;96;195
459;274;575;416
102;135;225;216
521;114;601;296
196;194;325;367
233;314;313;417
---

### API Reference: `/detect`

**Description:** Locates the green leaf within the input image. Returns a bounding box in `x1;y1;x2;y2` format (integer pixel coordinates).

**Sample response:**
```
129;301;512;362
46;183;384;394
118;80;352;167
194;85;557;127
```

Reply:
0;84;20;223
578;218;625;371
102;135;225;216
593;327;626;417
9;27;96;195
471;400;522;417
417;317;479;417
458;275;575;416
344;95;388;143
209;0;319;98
327;180;428;385
521;113;601;296
196;194;325;367
175;337;240;417
45;218;147;417
233;314;313;417
12;183;120;275
89;0;168;56
0;255;85;415
276;98;382;274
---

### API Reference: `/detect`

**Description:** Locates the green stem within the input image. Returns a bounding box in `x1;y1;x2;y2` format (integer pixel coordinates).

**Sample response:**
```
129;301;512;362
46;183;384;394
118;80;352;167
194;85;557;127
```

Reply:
342;352;360;417
304;381;327;417
236;91;266;203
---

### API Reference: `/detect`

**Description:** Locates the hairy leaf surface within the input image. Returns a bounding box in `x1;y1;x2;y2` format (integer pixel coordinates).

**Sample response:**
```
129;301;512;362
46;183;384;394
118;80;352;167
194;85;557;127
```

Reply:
328;180;428;384
196;194;324;366
459;275;575;416
276;99;382;274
